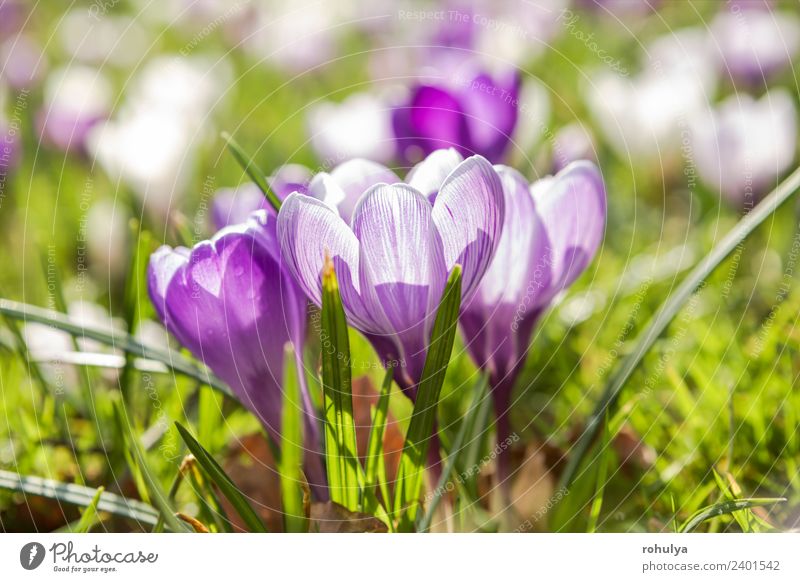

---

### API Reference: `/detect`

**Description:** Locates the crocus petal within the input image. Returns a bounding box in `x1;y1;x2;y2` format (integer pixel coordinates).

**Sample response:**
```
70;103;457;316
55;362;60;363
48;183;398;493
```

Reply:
147;245;190;323
309;158;399;224
432;155;505;298
533;161;606;305
211;183;268;230
459;71;521;163
461;166;551;380
394;85;470;161
351;183;448;384
277;193;374;330
407;148;464;201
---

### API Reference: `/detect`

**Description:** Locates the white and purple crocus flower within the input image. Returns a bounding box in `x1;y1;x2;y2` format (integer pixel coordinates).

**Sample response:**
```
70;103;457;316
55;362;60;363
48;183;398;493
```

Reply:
278;152;505;396
460;160;606;488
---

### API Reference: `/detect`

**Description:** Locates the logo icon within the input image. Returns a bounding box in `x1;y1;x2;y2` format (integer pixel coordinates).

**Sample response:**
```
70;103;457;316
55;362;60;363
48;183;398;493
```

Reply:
20;542;46;570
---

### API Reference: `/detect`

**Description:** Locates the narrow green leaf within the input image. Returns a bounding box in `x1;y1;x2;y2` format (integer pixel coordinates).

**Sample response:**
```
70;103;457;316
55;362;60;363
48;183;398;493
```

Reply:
0;299;233;399
560;165;800;490
419;373;487;532
112;400;188;532
220;131;282;213
280;344;309;533
120;221;153;405
0;470;160;526
679;498;786;533
362;366;394;512
174;422;268;532
73;486;104;533
586;412;612;533
320;258;362;510
394;265;463;531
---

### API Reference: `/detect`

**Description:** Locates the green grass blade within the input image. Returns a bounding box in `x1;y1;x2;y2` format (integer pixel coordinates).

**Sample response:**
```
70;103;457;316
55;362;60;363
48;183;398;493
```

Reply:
174;422;268;532
280;344;309;533
72;486;104;533
112;400;188;532
220;131;282;213
679;498;787;533
393;266;463;531
0;470;160;527
320;258;362;510
419;373;487;532
560;165;800;491
362;367;393;501
0;299;233;399
586;412;612;533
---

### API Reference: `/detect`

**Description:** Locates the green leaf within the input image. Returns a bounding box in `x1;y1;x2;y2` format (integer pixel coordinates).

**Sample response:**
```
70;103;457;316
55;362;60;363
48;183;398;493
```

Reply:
0;299;233;399
560;165;800;490
394;265;463;531
320;257;362;510
72;486;105;533
174;422;268;532
280;344;309;533
112;400;188;533
220;131;282;213
0;471;159;527
679;498;786;533
362;367;393;511
586;411;612;533
419;373;487;532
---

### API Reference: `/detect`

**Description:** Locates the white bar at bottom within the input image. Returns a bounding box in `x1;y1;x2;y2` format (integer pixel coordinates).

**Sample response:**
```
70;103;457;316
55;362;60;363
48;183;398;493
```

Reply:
0;533;796;581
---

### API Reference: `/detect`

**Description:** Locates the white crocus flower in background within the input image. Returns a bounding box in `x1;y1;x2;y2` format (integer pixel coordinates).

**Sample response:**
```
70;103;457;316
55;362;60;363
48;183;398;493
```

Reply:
307;92;395;165
39;65;112;152
691;90;797;206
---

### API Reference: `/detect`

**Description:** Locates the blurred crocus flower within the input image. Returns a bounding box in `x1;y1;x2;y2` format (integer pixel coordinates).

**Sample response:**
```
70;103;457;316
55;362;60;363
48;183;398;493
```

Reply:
691;90;797;206
711;5;800;84
1;35;47;89
89;109;196;220
587;29;716;162
148;210;326;493
89;55;230;220
38;65;111;153
552;123;596;172
60;11;149;69
460;161;606;485
392;68;521;164
307;93;395;165
236;0;341;74
211;164;311;229
278;153;504;394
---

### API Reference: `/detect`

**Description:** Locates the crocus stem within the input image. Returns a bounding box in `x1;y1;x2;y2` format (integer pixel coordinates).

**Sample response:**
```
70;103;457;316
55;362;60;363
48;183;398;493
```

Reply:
490;373;516;501
427;420;443;484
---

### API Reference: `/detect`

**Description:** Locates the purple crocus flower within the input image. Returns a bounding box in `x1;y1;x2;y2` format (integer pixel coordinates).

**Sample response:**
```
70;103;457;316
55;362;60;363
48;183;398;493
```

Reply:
278;153;504;395
711;4;800;84
148;210;326;495
460;161;606;488
392;69;521;165
211;164;311;229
